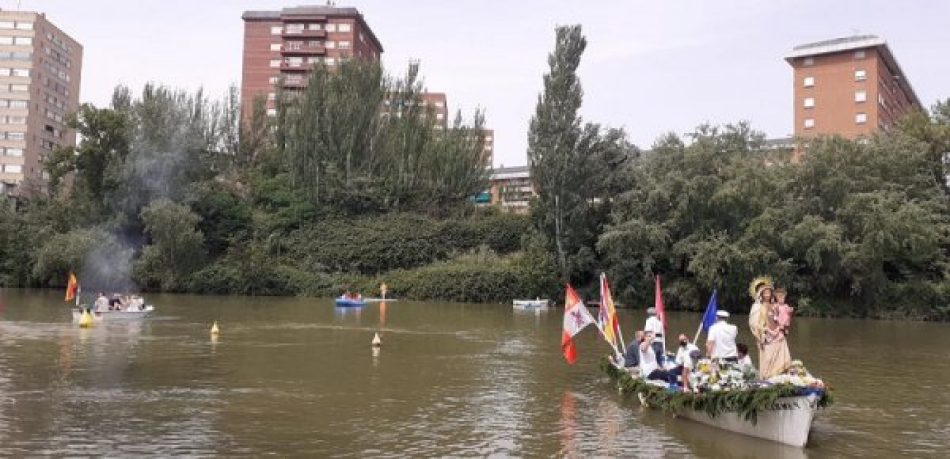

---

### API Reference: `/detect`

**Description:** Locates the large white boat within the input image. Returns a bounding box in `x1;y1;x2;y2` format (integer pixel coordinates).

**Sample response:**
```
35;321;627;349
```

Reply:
71;305;155;323
604;360;829;448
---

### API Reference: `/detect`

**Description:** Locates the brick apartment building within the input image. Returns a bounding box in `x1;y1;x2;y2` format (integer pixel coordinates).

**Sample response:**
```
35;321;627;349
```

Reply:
0;10;81;195
785;35;921;139
240;5;383;118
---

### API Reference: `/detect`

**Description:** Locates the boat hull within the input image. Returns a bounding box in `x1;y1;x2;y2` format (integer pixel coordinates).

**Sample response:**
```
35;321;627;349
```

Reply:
72;307;154;323
335;299;366;307
512;300;549;310
673;394;819;447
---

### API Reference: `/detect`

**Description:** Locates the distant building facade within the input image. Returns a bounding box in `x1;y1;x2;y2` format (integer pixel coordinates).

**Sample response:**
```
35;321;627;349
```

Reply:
240;5;383;118
0;10;81;195
785;35;921;140
482;165;535;214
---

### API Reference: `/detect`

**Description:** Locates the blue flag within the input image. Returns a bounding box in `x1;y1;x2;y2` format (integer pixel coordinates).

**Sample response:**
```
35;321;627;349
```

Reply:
701;289;718;332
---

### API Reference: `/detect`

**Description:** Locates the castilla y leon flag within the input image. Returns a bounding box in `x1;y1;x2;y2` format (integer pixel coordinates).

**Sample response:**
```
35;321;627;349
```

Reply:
65;273;79;302
562;284;596;365
654;275;667;331
598;273;621;351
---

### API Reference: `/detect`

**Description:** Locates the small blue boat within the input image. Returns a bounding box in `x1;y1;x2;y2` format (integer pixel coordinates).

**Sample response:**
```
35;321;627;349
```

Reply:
335;297;366;307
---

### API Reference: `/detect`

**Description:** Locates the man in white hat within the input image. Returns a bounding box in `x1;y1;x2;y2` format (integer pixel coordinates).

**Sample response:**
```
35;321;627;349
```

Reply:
706;310;738;362
644;307;666;365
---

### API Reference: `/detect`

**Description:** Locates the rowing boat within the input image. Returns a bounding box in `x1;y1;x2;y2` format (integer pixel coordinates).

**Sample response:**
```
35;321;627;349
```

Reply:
71;306;155;323
512;299;550;310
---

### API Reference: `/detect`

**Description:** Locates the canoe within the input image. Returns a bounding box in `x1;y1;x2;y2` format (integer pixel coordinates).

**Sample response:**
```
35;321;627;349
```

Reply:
604;359;828;447
71;306;155;323
335;298;366;307
512;299;550;310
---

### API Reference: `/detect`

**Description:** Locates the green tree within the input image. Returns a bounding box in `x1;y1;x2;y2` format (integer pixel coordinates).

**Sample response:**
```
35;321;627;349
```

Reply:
135;199;205;291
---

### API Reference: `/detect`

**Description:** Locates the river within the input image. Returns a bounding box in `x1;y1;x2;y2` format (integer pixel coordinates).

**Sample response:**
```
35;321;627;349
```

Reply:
0;288;947;456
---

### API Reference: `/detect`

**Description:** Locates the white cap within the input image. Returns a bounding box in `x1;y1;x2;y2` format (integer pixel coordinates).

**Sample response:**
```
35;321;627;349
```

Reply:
716;310;730;318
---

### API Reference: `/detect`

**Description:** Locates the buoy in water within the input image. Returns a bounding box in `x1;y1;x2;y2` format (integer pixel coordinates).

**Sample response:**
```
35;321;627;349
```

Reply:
371;332;382;347
78;309;93;328
210;321;220;335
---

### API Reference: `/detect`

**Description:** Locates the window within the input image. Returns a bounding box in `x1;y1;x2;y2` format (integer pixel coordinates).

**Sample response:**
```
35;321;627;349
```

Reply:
803;97;815;108
270;43;281;51
9;84;27;92
325;23;337;32
306;57;320;64
854;50;866;59
855;113;867;124
855;90;867;103
269;59;281;68
14;37;31;45
270;26;282;35
803;76;815;87
269;76;279;84
267;92;276;101
6;131;24;140
286;23;305;34
11;68;28;77
325;40;336;49
9;100;26;108
338;23;351;32
360;32;365;43
803;57;814;66
307;23;322;30
2;164;22;173
0;21;13;29
855;69;867;81
325;57;336;66
5;148;23;156
266;108;277;117
0;37;12;45
804;118;815;129
338;40;351;49
14;22;32;30
286;56;303;67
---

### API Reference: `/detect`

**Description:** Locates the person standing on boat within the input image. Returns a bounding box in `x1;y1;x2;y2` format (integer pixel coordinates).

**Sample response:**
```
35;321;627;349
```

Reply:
644;307;666;365
95;292;109;313
706;310;738;362
673;333;701;390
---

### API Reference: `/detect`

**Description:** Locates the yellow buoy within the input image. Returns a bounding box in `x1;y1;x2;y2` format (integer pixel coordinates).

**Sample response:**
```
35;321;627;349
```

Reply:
210;321;220;335
371;332;382;347
78;309;93;328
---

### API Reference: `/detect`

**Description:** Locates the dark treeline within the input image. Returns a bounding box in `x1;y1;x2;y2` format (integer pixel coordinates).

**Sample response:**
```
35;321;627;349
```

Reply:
1;27;947;319
529;26;949;320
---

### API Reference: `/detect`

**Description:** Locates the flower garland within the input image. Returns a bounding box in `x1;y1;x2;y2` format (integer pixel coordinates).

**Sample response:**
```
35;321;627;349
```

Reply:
601;358;833;424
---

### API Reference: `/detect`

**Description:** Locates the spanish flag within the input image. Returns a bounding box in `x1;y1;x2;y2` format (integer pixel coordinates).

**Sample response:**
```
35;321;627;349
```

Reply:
65;273;79;302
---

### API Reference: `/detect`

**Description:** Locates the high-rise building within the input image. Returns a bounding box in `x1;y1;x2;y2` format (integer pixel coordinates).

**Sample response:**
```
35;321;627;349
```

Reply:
480;129;494;167
240;5;383;118
419;92;447;128
785;35;921;140
0;10;81;195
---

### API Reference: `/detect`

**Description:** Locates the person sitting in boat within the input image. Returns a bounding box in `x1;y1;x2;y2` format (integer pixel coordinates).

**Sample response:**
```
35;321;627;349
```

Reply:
706;310;738;362
644;307;666;365
622;340;640;373
672;333;701;390
736;342;753;366
126;295;145;311
636;330;677;384
95;292;110;313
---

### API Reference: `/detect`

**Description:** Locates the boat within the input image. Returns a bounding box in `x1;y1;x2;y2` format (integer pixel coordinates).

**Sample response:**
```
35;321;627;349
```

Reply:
335;297;366;307
602;359;830;447
71;305;155;323
512;298;550;310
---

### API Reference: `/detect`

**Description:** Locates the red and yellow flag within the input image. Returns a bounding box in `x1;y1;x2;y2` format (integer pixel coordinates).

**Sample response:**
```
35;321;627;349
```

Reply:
562;284;595;364
598;273;621;351
65;273;78;302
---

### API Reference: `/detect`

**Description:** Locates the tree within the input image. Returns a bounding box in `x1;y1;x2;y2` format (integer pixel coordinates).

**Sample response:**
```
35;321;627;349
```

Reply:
527;25;633;283
135;199;205;291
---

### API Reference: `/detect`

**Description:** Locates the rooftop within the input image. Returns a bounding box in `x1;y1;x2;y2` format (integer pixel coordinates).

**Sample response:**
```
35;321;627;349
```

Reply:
242;5;383;52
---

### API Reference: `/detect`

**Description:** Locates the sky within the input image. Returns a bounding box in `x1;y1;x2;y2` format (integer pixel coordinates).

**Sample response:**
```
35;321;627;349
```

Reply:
12;0;950;167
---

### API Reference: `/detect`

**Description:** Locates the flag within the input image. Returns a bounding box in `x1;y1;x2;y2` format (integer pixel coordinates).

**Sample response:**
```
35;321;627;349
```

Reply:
654;275;667;331
65;273;79;302
562;284;596;365
701;289;719;332
598;273;621;350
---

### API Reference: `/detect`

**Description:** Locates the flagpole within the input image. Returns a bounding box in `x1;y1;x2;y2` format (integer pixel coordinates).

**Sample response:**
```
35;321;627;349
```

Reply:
691;321;703;346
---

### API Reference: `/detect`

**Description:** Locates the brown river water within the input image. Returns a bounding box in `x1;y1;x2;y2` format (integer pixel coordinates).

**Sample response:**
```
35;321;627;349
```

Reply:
0;288;947;457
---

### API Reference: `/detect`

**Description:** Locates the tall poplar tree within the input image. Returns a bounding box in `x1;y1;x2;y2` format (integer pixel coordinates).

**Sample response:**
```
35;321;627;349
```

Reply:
527;25;633;283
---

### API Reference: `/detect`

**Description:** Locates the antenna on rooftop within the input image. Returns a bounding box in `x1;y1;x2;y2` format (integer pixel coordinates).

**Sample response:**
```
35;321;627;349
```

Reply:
326;0;336;6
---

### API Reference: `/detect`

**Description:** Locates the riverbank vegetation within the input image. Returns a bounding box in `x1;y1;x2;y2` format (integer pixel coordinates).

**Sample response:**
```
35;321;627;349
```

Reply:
1;27;947;319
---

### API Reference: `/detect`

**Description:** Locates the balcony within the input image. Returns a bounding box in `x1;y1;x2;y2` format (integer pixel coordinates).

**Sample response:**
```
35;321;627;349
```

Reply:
281;29;327;39
282;77;307;88
279;63;311;72
281;44;326;56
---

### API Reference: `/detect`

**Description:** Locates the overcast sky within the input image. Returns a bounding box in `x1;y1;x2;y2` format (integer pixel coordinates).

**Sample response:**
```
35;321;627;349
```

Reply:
13;0;950;167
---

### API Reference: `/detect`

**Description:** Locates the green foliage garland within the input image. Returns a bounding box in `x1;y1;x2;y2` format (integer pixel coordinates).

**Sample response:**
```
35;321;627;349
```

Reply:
601;357;833;424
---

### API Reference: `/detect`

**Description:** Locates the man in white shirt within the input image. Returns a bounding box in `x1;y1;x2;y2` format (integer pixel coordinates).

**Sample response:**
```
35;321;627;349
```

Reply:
636;330;677;384
672;333;701;390
706;310;738;362
644;307;666;365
